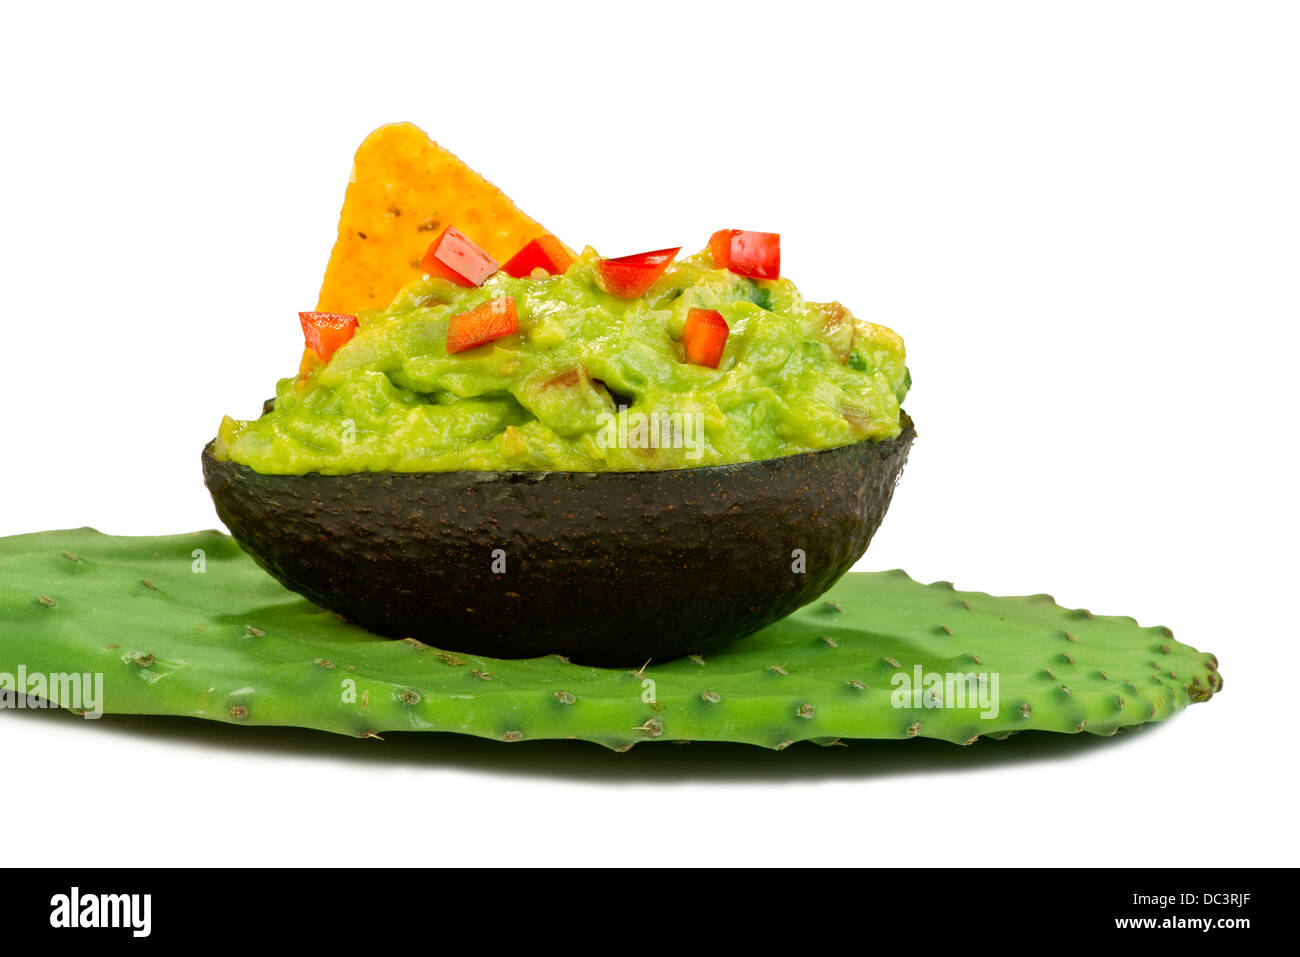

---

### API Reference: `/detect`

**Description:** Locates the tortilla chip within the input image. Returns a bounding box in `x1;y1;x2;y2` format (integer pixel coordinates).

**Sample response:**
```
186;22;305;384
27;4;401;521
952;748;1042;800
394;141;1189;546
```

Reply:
316;123;556;313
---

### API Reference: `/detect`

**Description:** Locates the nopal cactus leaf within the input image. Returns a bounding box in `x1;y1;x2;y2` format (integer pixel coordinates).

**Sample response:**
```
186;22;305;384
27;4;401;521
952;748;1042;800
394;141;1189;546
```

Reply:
0;529;1221;750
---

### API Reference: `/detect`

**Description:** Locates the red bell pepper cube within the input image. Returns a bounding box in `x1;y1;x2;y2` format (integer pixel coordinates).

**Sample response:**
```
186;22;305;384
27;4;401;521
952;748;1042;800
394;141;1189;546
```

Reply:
446;296;519;354
419;226;500;287
708;229;780;279
596;246;681;298
681;307;730;368
501;234;575;278
298;311;359;362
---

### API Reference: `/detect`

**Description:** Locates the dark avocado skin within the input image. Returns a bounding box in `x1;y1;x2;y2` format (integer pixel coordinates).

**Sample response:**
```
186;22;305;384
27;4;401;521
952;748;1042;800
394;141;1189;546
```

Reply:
201;415;914;666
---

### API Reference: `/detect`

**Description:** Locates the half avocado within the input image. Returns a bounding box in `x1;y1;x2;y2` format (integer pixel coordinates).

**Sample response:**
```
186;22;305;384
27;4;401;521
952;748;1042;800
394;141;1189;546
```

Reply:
203;419;912;665
206;243;915;664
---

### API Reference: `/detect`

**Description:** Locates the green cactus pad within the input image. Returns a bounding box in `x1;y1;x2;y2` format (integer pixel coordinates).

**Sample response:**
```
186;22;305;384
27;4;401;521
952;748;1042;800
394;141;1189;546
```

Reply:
0;528;1221;750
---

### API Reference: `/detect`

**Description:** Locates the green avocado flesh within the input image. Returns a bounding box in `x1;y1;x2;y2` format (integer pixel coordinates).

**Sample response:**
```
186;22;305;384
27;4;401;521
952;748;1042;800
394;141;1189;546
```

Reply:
1;529;1220;749
214;248;910;474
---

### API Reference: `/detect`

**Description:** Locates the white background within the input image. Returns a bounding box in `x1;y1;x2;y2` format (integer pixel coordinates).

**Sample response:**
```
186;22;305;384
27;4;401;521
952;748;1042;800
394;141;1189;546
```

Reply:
1;0;1296;867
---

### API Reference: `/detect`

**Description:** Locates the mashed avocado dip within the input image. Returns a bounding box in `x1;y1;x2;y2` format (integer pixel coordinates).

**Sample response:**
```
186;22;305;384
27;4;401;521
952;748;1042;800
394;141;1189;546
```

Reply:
214;247;909;474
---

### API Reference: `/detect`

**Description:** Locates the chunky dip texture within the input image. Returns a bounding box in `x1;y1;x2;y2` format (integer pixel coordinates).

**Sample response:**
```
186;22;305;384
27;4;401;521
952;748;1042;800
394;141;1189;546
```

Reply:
214;247;909;474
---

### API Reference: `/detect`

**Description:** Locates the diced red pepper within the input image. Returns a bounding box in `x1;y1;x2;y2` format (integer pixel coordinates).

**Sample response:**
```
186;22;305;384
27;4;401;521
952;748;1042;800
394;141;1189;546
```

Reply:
708;229;781;279
596;246;681;298
298;311;359;362
681;307;729;368
419;226;499;286
446;296;519;354
501;234;575;278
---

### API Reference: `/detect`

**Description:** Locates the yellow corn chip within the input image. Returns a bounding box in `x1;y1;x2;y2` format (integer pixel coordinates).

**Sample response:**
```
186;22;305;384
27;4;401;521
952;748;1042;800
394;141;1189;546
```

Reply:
316;122;555;313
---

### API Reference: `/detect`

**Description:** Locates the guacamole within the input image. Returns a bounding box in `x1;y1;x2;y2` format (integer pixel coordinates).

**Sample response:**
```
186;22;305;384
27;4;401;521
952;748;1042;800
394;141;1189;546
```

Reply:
214;248;910;474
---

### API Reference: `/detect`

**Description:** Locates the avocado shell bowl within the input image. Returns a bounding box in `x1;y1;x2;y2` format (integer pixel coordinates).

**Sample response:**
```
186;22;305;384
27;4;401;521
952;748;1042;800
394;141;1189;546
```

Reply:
201;416;914;666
